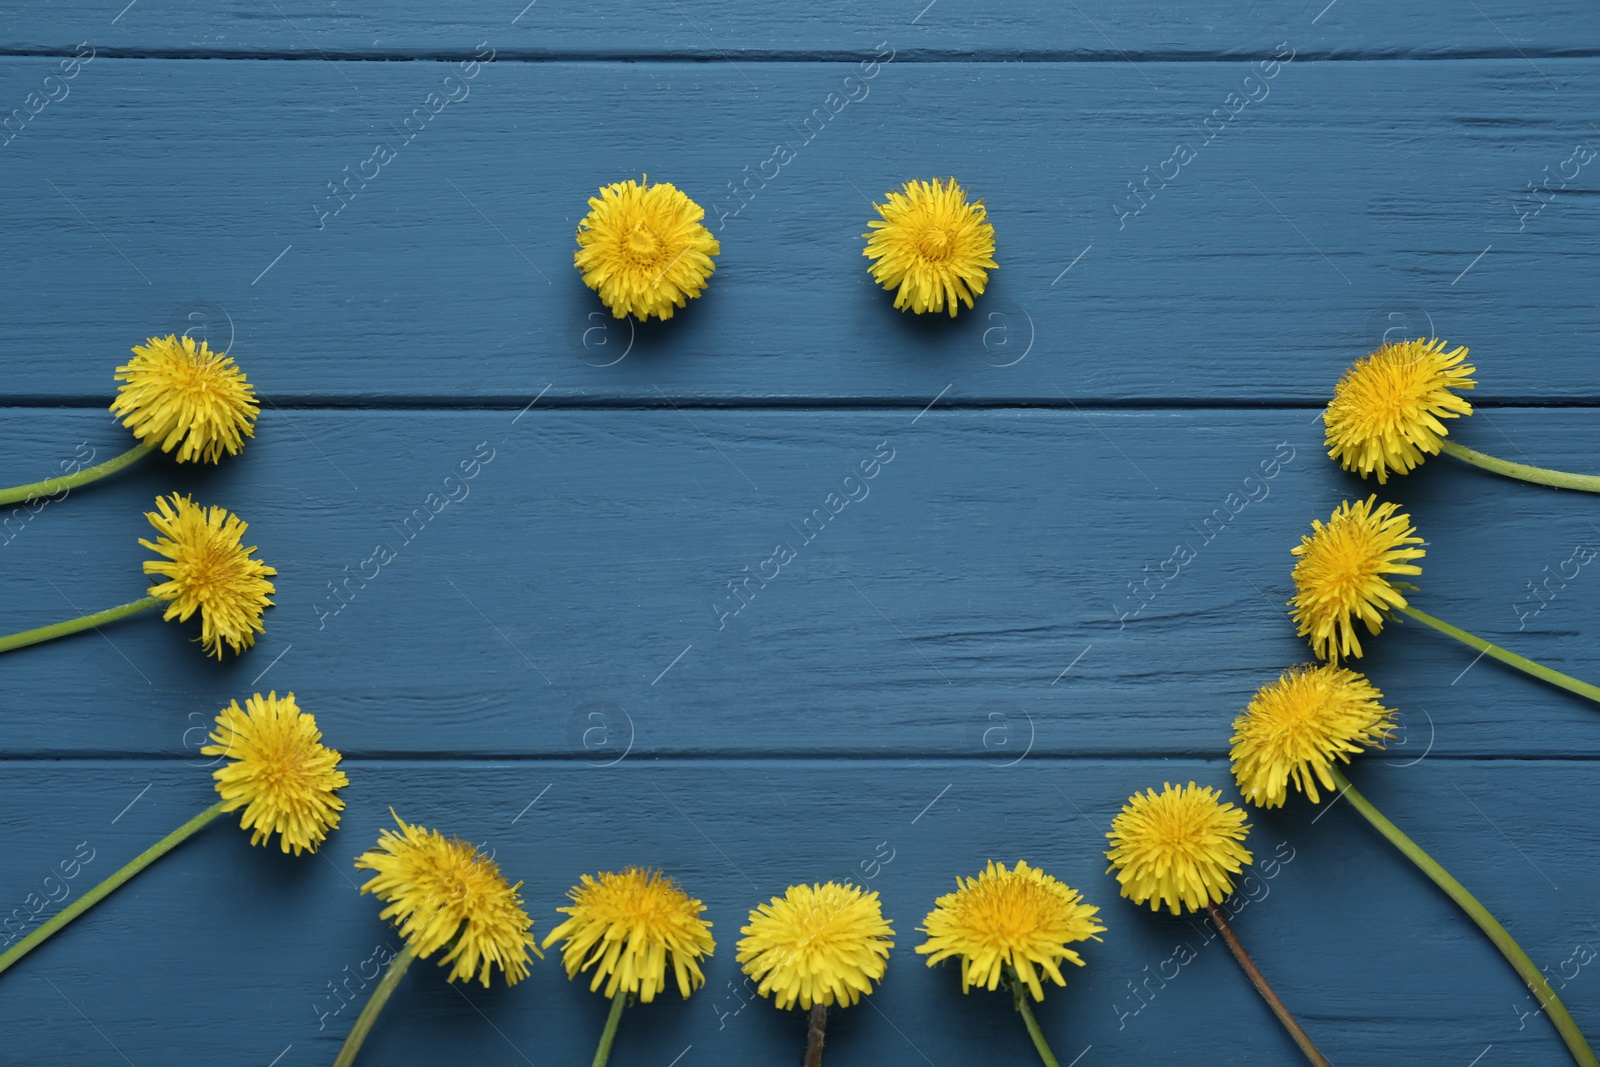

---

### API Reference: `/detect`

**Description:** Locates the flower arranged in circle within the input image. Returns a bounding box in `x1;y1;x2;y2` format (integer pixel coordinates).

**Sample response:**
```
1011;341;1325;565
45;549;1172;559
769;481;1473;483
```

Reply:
140;494;277;659
574;177;721;321
1105;783;1252;916
1324;337;1476;484
109;334;259;464
542;867;715;1002
915;859;1104;1002
200;690;348;854
863;177;997;317
737;881;894;1010
355;812;542;987
1290;495;1425;661
1230;664;1395;808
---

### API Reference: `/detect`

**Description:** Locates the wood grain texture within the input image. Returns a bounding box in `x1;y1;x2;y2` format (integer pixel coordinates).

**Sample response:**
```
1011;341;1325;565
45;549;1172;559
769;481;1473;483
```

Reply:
2;408;1596;760
1;759;1595;1066
0;0;1594;59
1;59;1597;403
3;7;1598;1066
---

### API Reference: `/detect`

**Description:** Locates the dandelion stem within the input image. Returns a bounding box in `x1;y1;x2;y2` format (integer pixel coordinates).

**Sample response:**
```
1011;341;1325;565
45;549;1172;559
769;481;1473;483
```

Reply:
0;443;154;506
333;943;417;1067
1397;605;1600;706
1205;903;1332;1067
803;1003;828;1067
0;801;223;980
1440;440;1600;493
590;991;628;1067
1011;981;1062;1067
1328;766;1597;1067
0;595;164;654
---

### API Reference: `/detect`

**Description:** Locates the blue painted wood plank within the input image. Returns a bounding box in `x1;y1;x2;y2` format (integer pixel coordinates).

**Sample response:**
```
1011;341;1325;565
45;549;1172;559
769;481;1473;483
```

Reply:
1;758;1594;1065
2;407;1595;760
1;59;1596;403
0;0;1593;58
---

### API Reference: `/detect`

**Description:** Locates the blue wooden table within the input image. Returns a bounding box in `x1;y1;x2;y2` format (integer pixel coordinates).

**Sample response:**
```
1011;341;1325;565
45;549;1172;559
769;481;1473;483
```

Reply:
2;3;1597;1064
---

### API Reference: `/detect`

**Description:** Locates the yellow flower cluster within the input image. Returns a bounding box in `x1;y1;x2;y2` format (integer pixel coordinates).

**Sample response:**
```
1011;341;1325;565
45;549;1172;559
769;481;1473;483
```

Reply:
573;174;999;321
10;196;1595;1067
0;340;279;661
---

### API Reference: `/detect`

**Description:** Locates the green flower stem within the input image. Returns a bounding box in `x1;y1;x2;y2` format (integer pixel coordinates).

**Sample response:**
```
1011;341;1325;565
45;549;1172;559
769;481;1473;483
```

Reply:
0;442;154;506
1011;982;1062;1067
0;801;223;980
1328;766;1597;1067
0;595;163;654
590;991;629;1067
803;1003;828;1067
1440;440;1600;493
332;943;418;1067
1205;903;1332;1067
1398;605;1600;706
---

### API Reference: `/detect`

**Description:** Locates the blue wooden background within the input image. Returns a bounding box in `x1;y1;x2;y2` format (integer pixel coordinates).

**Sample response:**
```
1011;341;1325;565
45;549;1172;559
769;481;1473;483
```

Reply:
2;2;1597;1064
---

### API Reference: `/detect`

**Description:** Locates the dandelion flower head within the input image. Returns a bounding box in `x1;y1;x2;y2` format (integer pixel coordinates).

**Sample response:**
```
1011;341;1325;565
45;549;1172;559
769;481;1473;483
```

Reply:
140;493;277;659
110;334;258;464
1290;495;1424;661
201;690;348;854
1324;337;1475;483
915;859;1104;1002
737;881;894;1010
1105;783;1252;916
574;177;720;321
355;812;542;987
862;177;997;317
542;867;715;1003
1231;664;1395;808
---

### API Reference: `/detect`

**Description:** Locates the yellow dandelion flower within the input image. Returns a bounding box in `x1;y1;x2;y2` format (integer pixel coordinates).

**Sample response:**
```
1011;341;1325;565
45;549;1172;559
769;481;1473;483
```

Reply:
1290;495;1425;661
1231;664;1395;808
1324;337;1476;484
542;867;715;1003
574;177;720;321
139;494;277;659
915;859;1104;1002
1105;783;1252;916
109;334;258;464
199;690;348;854
736;882;894;1011
355;812;542;987
863;177;997;317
